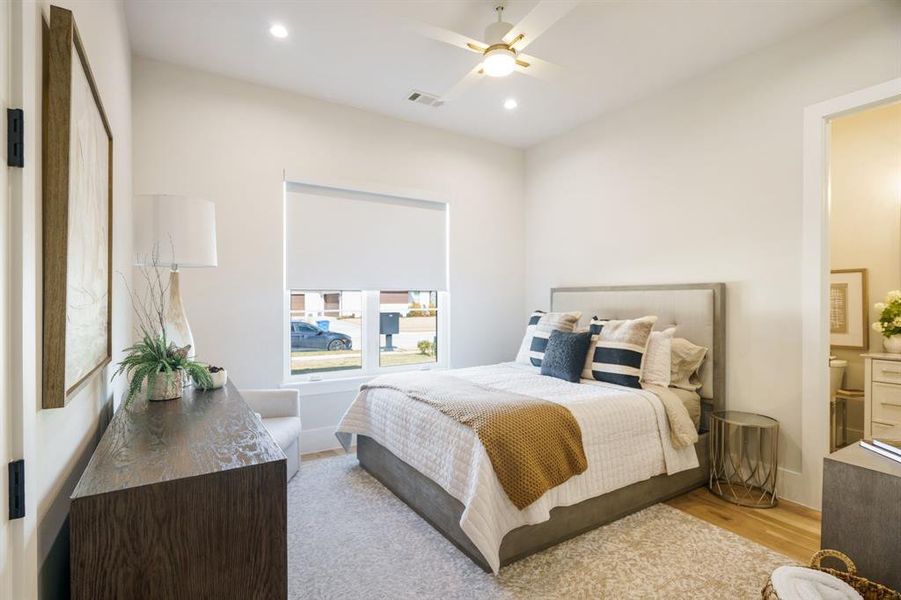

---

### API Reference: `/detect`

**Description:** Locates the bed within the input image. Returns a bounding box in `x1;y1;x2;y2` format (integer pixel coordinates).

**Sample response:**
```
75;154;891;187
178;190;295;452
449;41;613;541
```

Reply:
336;283;725;573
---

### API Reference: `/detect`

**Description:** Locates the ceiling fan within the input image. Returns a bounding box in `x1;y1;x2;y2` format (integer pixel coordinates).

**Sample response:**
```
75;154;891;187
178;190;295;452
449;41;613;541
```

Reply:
413;1;580;101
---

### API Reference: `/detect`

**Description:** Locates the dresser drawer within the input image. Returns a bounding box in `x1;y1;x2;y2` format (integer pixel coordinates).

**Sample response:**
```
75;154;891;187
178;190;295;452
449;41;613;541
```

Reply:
872;360;901;384
872;419;900;437
872;382;901;427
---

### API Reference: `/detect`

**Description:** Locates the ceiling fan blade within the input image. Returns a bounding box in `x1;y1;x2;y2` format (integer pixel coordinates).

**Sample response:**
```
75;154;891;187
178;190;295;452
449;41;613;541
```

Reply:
442;64;484;102
405;19;486;55
504;0;580;51
514;53;567;84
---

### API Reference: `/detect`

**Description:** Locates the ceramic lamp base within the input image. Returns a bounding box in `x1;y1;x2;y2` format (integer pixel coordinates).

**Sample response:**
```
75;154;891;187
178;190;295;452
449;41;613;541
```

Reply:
164;269;195;357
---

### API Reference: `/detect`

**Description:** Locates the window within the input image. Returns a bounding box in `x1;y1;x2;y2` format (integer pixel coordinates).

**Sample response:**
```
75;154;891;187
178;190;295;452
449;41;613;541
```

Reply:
284;181;448;379
289;291;362;375
379;290;438;368
286;289;445;379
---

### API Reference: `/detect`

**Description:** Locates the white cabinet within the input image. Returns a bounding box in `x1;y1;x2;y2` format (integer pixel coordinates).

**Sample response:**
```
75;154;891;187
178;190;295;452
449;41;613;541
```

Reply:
863;354;901;438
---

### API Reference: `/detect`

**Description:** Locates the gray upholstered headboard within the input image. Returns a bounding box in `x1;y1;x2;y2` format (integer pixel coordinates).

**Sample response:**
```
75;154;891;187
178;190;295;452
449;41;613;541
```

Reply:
550;283;725;413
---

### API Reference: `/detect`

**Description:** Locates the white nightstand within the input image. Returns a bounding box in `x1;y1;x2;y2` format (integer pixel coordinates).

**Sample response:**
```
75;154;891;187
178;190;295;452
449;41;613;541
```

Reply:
862;353;901;439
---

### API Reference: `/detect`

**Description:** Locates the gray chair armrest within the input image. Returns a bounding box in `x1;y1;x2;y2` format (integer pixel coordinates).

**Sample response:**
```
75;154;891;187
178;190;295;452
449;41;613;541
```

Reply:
240;389;300;419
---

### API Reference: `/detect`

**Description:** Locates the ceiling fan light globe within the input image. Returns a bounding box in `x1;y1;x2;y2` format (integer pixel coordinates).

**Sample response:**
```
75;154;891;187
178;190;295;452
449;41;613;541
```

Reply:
483;47;516;77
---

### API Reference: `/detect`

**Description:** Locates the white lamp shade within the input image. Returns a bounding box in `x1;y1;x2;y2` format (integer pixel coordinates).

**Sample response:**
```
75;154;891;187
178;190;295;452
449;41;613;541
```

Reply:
133;195;218;268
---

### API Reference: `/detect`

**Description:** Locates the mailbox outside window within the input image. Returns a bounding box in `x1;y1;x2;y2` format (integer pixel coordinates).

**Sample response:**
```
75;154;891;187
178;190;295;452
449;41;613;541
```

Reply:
380;312;401;351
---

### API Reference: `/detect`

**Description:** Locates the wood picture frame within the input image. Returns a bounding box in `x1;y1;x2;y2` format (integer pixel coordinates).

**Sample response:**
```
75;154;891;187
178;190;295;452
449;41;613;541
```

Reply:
42;5;113;409
830;268;868;350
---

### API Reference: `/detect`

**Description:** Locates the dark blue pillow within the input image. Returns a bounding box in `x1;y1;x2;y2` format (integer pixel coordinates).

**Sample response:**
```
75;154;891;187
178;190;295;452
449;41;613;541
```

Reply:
540;330;593;383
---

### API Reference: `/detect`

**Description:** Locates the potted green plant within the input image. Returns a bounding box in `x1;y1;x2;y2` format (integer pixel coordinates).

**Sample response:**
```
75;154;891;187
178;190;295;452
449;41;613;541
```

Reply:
115;335;212;402
872;290;901;353
115;248;212;402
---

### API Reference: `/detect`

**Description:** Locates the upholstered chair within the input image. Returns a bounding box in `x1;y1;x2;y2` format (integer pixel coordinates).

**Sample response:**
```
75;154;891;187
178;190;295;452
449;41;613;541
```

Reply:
241;389;302;481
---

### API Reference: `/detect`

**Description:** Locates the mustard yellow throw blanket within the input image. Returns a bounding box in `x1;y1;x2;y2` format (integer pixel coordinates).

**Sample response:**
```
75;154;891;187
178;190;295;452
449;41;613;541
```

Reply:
361;372;588;510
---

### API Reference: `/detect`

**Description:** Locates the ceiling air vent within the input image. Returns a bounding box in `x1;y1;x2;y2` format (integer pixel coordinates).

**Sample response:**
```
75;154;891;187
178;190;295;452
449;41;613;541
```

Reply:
407;90;444;108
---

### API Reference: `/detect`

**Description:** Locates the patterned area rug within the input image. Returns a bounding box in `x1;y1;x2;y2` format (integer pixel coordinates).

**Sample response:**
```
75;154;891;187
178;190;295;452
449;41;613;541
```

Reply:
288;454;792;599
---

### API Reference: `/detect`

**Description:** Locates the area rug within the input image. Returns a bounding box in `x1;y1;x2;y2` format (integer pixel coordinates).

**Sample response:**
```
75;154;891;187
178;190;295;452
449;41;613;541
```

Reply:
288;454;792;599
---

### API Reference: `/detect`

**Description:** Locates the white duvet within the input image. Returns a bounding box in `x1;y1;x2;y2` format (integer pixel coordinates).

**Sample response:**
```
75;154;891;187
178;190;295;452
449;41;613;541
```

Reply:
335;362;699;574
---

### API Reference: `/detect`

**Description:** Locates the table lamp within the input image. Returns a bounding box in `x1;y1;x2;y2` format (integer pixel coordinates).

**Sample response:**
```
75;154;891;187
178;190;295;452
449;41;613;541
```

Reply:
133;194;217;356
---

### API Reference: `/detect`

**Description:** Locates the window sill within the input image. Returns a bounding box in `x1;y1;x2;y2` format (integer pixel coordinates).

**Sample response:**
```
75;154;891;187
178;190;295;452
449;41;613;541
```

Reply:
281;375;371;396
282;364;446;395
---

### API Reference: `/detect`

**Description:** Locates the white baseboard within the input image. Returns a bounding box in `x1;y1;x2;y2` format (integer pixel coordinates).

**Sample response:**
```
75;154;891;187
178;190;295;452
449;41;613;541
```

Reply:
301;426;345;454
774;466;816;509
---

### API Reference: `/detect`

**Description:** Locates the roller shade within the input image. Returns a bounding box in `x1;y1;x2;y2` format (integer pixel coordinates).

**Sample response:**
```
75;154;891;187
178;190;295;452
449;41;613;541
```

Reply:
286;182;447;291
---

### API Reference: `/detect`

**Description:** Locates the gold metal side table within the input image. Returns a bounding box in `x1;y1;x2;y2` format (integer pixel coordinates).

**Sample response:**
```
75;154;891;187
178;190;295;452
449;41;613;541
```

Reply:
709;410;779;507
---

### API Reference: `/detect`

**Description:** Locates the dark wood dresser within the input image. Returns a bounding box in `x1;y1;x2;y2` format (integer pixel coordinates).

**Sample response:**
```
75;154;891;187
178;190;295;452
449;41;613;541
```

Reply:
70;381;287;599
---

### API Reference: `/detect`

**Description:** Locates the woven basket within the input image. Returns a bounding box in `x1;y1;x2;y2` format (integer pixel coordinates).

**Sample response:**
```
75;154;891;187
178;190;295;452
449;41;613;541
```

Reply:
762;550;901;600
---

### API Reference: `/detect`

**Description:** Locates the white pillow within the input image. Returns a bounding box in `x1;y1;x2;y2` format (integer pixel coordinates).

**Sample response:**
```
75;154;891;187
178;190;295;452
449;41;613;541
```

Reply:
515;326;536;363
641;327;676;387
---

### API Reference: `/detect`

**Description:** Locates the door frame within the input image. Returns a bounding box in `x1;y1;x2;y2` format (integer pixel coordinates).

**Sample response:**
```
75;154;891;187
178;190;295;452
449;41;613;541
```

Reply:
6;0;41;597
0;0;13;594
800;77;901;508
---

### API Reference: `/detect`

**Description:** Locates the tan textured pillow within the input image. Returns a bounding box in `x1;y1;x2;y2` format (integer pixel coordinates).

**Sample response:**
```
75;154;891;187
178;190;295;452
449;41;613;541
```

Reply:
515;310;582;366
670;337;708;392
582;316;657;388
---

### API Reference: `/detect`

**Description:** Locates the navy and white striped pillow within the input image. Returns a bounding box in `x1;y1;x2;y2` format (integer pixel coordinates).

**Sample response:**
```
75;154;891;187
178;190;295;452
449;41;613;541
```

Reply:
515;310;581;366
582;316;657;388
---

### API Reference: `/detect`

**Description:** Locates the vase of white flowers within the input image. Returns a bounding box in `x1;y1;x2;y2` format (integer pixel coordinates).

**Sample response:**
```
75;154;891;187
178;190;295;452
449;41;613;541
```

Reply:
872;290;901;353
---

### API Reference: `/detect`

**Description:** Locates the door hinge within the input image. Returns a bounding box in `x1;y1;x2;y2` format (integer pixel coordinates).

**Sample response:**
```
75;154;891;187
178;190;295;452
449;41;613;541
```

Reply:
7;108;24;168
8;460;25;520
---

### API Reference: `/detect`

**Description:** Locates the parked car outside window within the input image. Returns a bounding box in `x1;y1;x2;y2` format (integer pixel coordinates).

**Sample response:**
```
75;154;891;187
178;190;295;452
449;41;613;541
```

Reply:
290;321;353;352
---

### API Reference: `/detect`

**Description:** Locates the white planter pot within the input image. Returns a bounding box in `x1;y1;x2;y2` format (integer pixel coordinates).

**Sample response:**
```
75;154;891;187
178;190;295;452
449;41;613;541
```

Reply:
884;335;901;354
147;369;185;401
207;368;227;390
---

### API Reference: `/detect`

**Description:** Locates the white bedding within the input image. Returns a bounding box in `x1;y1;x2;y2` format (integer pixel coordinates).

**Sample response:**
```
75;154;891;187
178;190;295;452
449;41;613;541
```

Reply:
335;362;699;573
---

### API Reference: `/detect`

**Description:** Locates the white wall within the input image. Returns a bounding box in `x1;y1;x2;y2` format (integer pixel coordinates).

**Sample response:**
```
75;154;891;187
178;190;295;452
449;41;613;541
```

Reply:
9;1;132;598
524;3;901;506
132;57;525;451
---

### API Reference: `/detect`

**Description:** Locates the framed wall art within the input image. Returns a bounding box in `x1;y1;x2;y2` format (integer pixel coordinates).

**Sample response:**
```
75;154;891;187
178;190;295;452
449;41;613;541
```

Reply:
42;5;113;408
830;268;868;350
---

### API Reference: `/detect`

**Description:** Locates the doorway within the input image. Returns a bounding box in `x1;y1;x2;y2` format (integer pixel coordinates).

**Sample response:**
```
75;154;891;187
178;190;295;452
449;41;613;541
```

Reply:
801;78;901;509
827;103;901;452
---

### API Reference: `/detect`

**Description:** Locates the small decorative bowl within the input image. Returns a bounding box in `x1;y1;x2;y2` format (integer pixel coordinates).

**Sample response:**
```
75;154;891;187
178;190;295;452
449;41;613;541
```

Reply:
206;367;228;390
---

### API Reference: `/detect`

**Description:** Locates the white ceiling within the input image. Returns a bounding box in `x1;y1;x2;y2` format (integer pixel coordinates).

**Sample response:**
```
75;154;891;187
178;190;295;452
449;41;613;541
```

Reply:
125;0;862;148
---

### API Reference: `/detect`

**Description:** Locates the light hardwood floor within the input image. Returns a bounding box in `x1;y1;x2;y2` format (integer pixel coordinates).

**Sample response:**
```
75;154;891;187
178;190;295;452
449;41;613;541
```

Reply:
301;450;822;563
665;487;821;563
303;448;349;461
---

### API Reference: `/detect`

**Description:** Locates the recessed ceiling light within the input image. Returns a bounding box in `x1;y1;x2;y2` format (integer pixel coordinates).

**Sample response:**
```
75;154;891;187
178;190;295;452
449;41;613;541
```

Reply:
504;98;518;110
269;24;288;39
